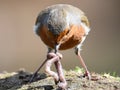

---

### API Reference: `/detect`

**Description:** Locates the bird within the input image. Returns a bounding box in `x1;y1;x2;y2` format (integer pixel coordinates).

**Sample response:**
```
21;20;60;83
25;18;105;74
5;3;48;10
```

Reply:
30;4;91;89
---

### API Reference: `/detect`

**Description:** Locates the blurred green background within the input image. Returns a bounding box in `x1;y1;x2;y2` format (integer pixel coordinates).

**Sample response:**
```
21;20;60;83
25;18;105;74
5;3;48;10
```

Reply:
0;0;120;76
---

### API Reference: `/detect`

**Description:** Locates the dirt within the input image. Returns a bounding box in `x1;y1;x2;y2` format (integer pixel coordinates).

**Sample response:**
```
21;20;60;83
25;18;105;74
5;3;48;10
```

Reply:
0;67;120;90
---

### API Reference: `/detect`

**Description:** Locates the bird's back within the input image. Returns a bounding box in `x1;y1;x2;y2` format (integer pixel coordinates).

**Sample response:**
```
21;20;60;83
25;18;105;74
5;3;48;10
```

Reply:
34;4;90;50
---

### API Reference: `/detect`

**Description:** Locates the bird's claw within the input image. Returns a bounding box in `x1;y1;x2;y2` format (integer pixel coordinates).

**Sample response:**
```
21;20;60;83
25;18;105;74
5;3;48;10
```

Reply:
58;82;67;90
83;71;91;80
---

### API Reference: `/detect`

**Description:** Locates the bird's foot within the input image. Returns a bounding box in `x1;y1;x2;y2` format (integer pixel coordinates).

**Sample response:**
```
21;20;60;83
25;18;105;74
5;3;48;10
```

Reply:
83;70;91;80
58;81;67;90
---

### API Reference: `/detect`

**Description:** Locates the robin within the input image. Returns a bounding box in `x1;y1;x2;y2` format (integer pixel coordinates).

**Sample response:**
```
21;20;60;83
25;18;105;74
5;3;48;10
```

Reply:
30;4;91;89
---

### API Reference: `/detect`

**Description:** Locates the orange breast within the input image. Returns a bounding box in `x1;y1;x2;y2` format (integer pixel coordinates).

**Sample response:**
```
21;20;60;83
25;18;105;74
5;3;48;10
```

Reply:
39;25;85;50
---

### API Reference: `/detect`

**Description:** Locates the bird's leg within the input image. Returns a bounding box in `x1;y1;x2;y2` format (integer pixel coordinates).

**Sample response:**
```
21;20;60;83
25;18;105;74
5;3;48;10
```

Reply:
54;53;67;89
77;51;91;79
75;47;91;80
45;52;67;89
53;44;67;89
